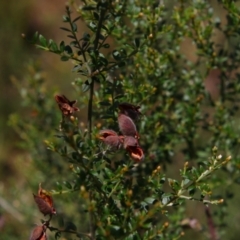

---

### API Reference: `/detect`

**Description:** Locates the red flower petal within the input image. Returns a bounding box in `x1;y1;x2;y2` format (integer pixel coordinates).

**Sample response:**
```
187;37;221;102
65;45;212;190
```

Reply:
123;136;139;149
118;113;139;139
98;129;118;139
103;135;123;149
126;146;144;162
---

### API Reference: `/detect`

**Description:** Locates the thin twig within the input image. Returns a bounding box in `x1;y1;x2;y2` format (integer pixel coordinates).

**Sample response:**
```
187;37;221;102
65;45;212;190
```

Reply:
205;206;218;240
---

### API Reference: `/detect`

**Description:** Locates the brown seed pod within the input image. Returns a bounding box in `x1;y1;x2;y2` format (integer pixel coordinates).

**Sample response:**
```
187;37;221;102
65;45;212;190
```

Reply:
118;102;142;121
118;113;139;139
126;146;144;162
33;195;56;216
33;184;56;216
29;225;47;240
123;136;139;149
55;94;79;116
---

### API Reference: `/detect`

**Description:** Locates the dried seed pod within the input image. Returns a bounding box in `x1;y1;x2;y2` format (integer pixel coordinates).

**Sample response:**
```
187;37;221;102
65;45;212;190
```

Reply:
29;225;47;240
55;94;79;116
118;113;139;139
33;195;56;216
126;146;144;162
118;102;142;121
123;136;139;149
33;184;56;216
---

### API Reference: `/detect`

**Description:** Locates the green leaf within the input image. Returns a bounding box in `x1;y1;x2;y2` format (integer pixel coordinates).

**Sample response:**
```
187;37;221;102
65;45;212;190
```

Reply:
83;32;90;41
73;16;81;23
82;82;90;92
64;45;73;54
59;41;65;52
143;197;156;205
62;15;69;22
63;181;72;189
134;38;140;48
188;187;196;196
60;55;70;61
56;181;63;191
99;101;111;106
32;31;39;43
93;12;99;20
88;21;97;31
72;22;77;32
39;34;47;47
72;152;79;160
65;221;77;231
99;53;108;66
72;65;82;72
82;5;96;11
55;231;61;239
49;39;58;52
60;27;71;32
112;50;121;61
160;177;166;184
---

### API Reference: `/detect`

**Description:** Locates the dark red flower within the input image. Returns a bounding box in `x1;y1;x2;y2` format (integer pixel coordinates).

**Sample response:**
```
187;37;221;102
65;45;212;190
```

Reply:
118;102;142;121
98;129;124;149
99;129;118;138
123;136;139;149
29;224;47;240
55;94;79;116
118;113;139;139
33;184;56;216
126;146;144;162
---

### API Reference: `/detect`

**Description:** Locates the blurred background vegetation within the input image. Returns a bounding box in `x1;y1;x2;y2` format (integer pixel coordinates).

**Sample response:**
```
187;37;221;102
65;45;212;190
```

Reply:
0;0;76;239
1;0;240;239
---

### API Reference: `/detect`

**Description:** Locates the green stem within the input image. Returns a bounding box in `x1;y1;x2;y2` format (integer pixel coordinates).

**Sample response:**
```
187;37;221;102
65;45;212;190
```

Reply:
87;7;107;240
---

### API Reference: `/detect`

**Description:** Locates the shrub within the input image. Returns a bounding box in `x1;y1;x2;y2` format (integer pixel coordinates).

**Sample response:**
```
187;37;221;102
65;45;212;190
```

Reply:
10;1;240;239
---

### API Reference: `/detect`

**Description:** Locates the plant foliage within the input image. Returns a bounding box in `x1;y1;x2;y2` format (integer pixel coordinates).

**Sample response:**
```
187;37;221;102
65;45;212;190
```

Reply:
9;0;240;239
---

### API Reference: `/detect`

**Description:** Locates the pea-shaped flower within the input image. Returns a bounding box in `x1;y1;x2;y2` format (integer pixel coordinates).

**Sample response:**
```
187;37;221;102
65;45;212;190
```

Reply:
55;94;79;116
98;129;124;149
118;113;139;139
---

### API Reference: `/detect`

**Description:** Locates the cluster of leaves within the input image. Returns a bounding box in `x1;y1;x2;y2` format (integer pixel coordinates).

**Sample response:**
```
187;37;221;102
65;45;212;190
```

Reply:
10;0;240;239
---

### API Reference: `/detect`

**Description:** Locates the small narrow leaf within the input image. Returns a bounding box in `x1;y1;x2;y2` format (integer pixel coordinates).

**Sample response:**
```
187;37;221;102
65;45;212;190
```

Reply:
72;23;77;32
59;41;65;52
93;12;99;20
60;55;70;61
64;45;73;54
82;5;96;11
73;16;81;23
60;27;71;32
39;34;47;47
62;15;69;22
82;81;90;92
